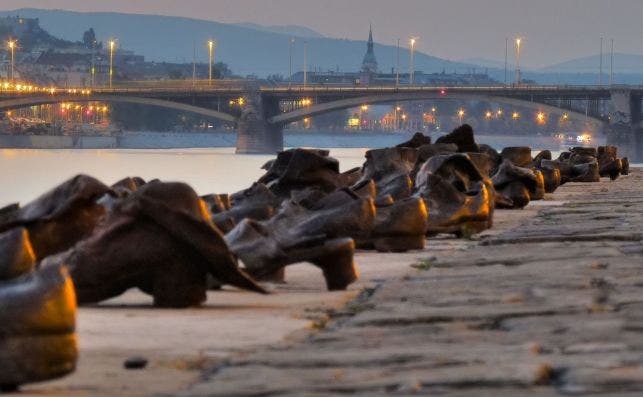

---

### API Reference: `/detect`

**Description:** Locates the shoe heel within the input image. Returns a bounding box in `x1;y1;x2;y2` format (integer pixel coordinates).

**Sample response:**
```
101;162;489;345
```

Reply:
372;235;425;252
313;239;358;291
255;267;286;283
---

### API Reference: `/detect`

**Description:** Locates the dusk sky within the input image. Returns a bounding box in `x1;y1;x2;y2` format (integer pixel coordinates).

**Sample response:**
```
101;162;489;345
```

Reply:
2;0;642;67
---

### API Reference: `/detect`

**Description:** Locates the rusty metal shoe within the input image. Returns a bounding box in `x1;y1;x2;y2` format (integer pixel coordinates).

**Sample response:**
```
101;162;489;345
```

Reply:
415;153;493;237
621;157;630;175
597;146;623;180
0;175;113;260
492;161;541;209
258;148;342;197
0;228;78;391
354;147;418;200
365;197;428;252
396;132;432;148
209;183;280;233
435;124;479;152
539;166;562;193
569;161;601;182
225;219;358;291
501;146;532;168
41;182;265;308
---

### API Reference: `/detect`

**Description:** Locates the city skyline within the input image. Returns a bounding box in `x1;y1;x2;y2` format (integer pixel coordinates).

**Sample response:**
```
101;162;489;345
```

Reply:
1;0;642;68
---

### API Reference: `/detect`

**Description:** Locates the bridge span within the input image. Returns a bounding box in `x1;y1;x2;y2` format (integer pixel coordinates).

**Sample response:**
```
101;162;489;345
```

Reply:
1;83;642;160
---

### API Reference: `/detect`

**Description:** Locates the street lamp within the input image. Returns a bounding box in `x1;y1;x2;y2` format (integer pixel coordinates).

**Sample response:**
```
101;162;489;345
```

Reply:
303;40;308;87
458;108;465;124
515;37;522;84
360;105;369;130
7;39;16;81
208;40;216;84
288;38;295;88
109;40;116;88
409;37;417;85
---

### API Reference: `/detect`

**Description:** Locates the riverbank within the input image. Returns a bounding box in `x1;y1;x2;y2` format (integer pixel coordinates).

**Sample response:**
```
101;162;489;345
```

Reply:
16;170;639;396
181;169;643;396
0;130;570;151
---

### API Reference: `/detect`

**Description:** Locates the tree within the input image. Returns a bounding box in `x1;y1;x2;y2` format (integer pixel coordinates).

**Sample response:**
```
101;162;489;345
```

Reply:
82;28;100;49
213;62;231;79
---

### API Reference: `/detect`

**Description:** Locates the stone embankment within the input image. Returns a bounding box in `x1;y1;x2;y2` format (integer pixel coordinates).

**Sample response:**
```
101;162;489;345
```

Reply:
184;169;643;396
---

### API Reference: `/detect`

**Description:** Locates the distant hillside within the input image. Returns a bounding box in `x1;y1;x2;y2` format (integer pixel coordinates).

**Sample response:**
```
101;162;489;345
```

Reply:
539;53;643;74
458;57;511;70
0;8;478;77
232;23;324;39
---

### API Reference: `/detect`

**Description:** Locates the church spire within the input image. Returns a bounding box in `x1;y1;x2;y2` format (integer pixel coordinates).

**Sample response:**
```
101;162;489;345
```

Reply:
362;23;378;73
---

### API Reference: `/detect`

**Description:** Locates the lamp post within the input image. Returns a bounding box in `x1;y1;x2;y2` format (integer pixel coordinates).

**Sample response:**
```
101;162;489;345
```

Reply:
288;38;295;88
599;36;603;86
396;38;400;88
303;40;308;88
91;39;96;86
409;37;416;85
8;39;16;81
208;40;216;85
514;37;522;85
109;40;116;88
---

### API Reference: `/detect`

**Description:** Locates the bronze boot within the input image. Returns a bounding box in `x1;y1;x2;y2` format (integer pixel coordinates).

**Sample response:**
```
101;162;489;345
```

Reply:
0;228;78;391
0;175;113;260
415;153;493;236
42;182;265;308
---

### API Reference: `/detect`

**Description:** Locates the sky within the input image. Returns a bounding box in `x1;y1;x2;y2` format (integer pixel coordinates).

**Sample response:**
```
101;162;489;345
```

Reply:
1;0;642;68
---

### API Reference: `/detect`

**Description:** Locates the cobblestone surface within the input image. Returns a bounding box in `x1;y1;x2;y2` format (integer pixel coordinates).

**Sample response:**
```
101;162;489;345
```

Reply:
182;170;643;396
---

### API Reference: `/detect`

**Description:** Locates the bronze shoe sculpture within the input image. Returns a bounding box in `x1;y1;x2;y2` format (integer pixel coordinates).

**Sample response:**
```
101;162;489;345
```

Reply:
435;124;479;153
0;175;112;260
500;146;532;168
491;161;541;209
258;148;343;197
209;183;280;233
539;166;562;193
621;157;630;175
226;219;358;290
354;147;418;200
365;197;428;252
569;161;601;182
41;181;265;308
597;145;623;180
1;228;78;391
396;132;432;148
415;153;493;236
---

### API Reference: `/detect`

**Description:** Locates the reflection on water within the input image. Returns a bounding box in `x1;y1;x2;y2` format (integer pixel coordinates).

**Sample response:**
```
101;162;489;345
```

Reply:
0;148;369;206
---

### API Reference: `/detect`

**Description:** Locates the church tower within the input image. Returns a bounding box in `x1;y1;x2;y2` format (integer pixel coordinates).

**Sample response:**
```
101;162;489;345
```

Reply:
361;24;378;74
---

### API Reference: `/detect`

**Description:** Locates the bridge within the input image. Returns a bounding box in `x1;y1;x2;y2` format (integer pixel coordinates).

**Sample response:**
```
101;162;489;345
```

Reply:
1;82;642;160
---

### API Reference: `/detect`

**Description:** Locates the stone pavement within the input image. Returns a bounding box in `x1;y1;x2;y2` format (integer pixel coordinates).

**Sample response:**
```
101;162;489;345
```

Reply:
183;169;643;396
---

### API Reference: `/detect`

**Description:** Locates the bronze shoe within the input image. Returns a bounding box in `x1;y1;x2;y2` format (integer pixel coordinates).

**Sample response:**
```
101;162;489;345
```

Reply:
1;229;77;390
42;182;265;308
0;175;112;260
415;153;493;236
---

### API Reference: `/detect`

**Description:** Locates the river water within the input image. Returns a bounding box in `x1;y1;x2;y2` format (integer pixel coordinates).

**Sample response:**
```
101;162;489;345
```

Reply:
0;148;368;207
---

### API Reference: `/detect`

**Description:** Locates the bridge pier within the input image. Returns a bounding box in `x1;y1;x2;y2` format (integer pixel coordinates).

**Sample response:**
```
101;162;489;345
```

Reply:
606;89;643;162
236;93;283;154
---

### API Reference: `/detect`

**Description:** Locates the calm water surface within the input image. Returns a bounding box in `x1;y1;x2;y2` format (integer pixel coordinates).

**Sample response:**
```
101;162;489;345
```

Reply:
0;148;368;207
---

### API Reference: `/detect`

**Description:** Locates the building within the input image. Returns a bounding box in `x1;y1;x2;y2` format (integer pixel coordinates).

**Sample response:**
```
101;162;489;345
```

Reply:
291;25;498;87
361;24;378;74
